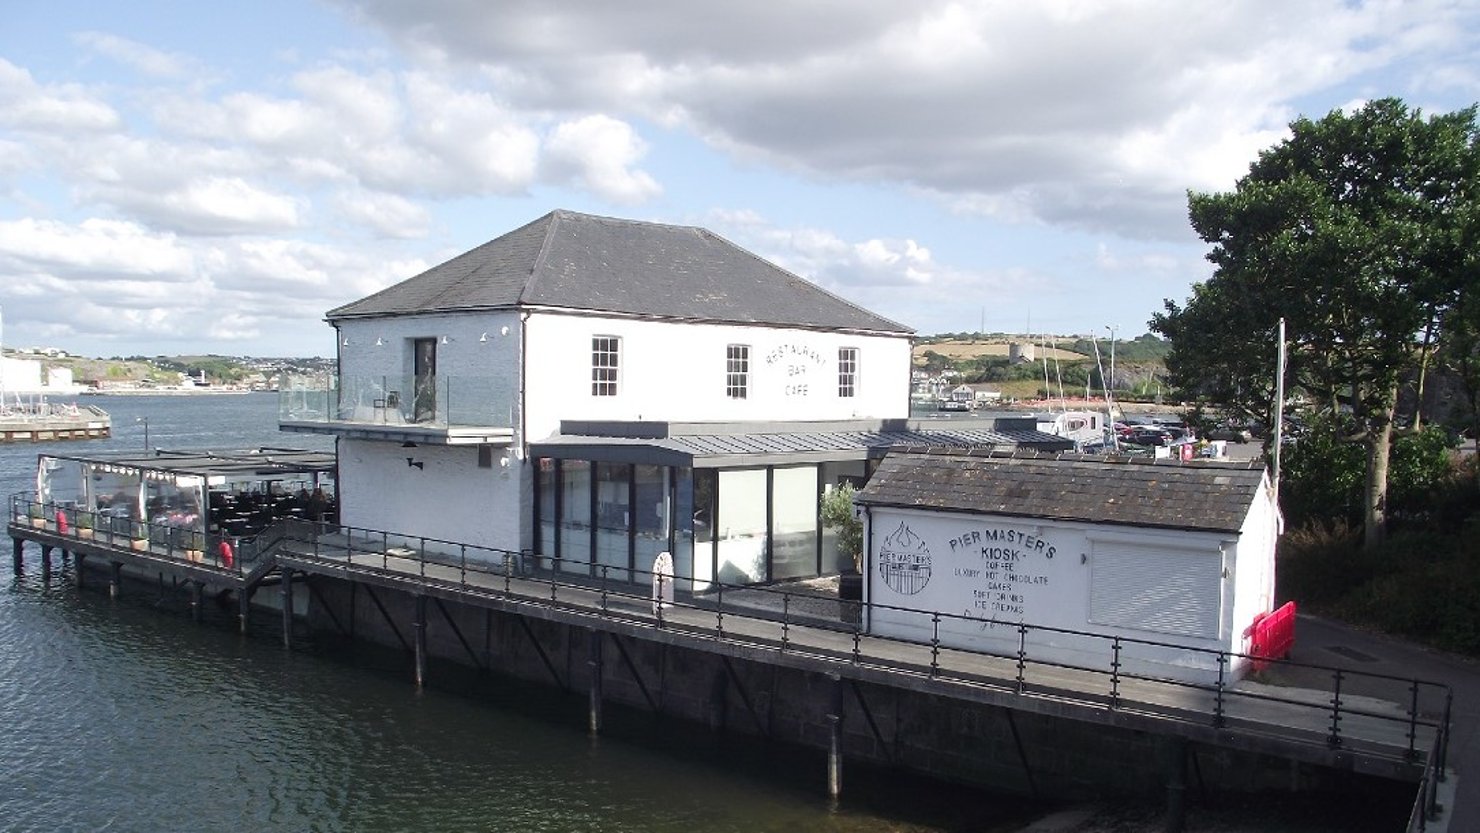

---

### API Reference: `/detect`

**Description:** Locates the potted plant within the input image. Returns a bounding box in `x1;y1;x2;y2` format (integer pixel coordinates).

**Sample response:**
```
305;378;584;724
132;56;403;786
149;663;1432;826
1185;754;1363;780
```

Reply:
184;530;205;563
130;521;150;551
74;511;94;540
28;503;46;529
821;482;864;602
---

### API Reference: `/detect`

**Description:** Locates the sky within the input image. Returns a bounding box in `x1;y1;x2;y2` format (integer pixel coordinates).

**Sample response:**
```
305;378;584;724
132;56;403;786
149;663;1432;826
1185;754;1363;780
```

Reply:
2;1;1478;359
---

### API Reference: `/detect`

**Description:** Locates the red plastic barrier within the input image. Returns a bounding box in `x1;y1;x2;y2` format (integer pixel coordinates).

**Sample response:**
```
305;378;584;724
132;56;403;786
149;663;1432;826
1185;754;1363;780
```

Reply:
218;540;235;570
55;510;68;535
1247;601;1297;671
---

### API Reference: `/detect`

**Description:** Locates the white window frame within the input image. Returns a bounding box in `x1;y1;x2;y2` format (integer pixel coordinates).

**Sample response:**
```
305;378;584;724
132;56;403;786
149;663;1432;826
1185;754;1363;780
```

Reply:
838;346;858;398
592;335;620;396
726;344;750;399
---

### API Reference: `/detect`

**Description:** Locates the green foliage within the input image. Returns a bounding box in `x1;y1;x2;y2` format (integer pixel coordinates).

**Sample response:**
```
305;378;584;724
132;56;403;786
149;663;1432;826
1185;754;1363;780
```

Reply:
1280;414;1460;529
1155;98;1480;544
1282;518;1480;655
820;483;863;569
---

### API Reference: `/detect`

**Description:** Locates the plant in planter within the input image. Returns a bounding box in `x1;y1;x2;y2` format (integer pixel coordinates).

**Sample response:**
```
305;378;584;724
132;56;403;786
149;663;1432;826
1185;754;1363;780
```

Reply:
184;530;205;563
130;521;150;551
28;503;46;529
74;511;94;540
821;482;865;602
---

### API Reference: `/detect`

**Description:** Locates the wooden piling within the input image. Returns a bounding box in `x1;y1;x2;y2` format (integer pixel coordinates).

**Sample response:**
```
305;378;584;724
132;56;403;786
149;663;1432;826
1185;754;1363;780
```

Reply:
281;569;293;649
588;628;603;735
827;673;845;800
40;545;52;578
413;594;428;689
190;581;204;623
12;537;22;575
1164;736;1188;833
109;561;122;599
239;588;252;634
74;553;85;588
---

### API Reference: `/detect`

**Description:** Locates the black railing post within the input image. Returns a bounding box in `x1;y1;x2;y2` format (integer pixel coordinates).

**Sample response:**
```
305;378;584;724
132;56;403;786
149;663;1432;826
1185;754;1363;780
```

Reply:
550;560;557;601
1214;652;1227;728
381;531;389;571
419;537;427;578
716;580;725;639
852;629;861;664
459;544;467;588
1328;669;1344;747
1406;679;1422;762
504;552;512;596
1110;637;1122;709
1016;623;1028;693
1439;689;1453;779
930;612;940;678
781;593;790;651
600;565;609;614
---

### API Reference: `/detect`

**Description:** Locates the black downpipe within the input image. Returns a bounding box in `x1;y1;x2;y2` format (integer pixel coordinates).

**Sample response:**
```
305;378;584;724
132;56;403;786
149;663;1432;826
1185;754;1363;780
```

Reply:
863;504;873;631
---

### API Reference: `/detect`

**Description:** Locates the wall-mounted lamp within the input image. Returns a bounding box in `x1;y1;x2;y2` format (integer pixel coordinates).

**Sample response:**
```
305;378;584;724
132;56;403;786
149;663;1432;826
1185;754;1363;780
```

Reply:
375;337;384;347
406;457;423;470
441;335;450;345
341;337;350;347
500;326;509;336
479;332;488;343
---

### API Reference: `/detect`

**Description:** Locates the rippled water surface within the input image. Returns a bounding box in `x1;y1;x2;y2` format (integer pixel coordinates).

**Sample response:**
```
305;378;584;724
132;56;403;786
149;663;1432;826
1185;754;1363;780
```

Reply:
0;395;1038;832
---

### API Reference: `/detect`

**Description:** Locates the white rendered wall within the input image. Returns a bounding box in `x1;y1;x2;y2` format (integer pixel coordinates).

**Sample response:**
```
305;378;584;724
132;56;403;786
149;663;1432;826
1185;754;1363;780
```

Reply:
862;505;1271;685
1230;475;1280;672
337;439;524;560
335;311;523;413
522;312;912;441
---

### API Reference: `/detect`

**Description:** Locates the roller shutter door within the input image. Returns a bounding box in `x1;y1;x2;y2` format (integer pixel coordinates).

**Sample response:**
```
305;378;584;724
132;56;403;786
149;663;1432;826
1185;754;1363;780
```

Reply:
1088;542;1220;639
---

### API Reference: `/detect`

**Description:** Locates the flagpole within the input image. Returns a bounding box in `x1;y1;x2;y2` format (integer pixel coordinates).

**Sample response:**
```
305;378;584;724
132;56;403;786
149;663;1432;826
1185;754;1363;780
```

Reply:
1271;318;1287;512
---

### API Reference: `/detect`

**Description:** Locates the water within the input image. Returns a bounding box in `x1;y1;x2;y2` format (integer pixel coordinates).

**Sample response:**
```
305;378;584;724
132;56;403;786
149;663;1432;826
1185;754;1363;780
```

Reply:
0;394;1039;833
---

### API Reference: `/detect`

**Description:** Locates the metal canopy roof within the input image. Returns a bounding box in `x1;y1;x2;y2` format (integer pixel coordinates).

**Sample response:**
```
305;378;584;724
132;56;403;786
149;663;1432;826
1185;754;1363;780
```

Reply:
529;420;1075;468
41;447;336;482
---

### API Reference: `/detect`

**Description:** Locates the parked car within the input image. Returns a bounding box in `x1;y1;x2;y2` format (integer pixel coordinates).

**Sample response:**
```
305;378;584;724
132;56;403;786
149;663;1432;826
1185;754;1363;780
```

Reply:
1122;426;1173;447
1208;423;1254;443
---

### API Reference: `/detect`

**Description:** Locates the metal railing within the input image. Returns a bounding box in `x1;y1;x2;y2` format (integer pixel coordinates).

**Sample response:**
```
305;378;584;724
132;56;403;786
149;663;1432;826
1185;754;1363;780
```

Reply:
265;518;1451;776
277;374;514;429
12;495;245;574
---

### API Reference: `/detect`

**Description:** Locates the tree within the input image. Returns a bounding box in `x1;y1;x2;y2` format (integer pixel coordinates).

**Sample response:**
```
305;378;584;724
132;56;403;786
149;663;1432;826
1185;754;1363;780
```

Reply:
1153;99;1480;547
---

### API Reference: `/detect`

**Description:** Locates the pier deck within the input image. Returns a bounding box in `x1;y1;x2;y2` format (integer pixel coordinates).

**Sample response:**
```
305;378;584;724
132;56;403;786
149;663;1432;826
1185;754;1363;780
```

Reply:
10;510;1447;793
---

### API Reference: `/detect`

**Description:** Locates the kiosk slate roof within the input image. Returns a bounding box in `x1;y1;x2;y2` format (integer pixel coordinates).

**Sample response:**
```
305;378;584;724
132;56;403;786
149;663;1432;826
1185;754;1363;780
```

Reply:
327;210;913;334
856;447;1268;534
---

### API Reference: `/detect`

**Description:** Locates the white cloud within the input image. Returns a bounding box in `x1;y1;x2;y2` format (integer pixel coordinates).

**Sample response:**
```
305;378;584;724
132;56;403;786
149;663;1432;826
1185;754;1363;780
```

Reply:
91;176;304;236
0;58;119;132
543;115;661;203
342;0;1480;239
0;218;193;278
334;189;432;238
73;31;197;78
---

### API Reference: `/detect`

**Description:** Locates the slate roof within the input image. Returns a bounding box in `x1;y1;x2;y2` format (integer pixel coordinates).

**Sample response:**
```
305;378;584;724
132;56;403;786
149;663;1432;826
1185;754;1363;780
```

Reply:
856;447;1268;534
327;210;913;334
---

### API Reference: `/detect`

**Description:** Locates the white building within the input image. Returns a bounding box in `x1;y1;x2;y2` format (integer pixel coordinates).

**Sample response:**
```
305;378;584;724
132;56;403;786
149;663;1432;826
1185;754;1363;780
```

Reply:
854;448;1279;684
1;355;83;396
281;211;1072;588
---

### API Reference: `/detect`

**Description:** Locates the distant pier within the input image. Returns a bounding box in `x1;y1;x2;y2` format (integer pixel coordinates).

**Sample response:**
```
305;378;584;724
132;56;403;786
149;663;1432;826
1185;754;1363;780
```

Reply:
0;404;110;443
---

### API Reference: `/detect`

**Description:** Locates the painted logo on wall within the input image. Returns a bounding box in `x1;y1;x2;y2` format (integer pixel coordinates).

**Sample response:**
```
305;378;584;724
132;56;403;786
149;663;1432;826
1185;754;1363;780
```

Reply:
878;521;932;595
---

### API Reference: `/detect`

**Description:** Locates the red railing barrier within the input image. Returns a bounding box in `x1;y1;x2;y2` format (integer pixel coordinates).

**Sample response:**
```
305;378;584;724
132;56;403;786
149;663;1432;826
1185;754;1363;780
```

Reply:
1247;601;1297;671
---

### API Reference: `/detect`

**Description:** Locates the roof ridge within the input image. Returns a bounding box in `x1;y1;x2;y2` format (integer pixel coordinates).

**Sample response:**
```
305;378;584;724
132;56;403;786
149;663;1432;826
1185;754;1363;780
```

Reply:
519;210;565;305
697;225;915;335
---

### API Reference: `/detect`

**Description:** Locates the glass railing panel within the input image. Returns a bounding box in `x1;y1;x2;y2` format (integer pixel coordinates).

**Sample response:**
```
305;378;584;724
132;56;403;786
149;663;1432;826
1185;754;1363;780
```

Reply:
278;375;513;430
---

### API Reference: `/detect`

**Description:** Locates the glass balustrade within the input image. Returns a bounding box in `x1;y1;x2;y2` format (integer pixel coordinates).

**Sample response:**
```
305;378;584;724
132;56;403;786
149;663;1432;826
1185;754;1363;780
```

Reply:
278;375;514;429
